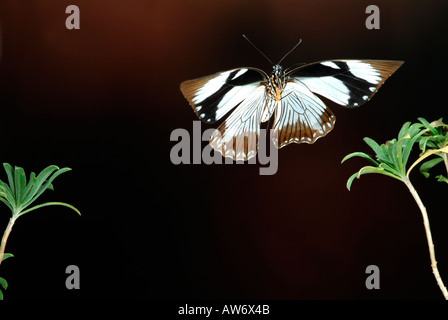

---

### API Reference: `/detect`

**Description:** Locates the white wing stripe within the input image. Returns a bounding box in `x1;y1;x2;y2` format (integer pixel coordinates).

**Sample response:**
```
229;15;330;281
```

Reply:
344;61;382;84
321;61;340;69
215;83;259;120
231;68;248;80
299;77;350;105
192;71;231;104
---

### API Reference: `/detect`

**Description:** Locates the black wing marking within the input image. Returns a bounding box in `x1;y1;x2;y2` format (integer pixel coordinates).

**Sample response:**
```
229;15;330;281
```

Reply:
180;68;268;124
286;60;403;108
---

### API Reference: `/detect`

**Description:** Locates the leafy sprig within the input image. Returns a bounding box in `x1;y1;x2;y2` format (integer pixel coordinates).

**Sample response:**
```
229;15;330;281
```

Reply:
0;163;80;300
413;117;448;183
342;119;448;299
342;121;423;189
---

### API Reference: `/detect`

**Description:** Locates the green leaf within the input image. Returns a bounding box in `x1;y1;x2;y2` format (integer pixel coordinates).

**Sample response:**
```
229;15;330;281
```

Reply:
419;136;431;154
398;121;411;140
378;142;395;166
436;175;448;184
426;140;439;151
0;277;7;290
363;137;382;156
0;176;16;212
0;180;14;201
346;165;403;191
386;137;409;177
2;253;14;262
341;152;380;166
14;166;26;204
402;131;424;169
3;163;15;196
408;122;424;137
346;172;359;191
21;172;37;203
407;145;448;177
0;180;8;193
418;117;439;136
27;168;72;208
20;165;59;209
378;162;401;177
0;196;13;211
17;201;81;217
393;136;406;175
0;276;7;299
0;185;6;199
419;157;444;178
358;165;403;181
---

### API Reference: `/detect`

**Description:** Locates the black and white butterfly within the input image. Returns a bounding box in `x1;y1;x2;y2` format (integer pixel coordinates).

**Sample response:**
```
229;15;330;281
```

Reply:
180;38;403;161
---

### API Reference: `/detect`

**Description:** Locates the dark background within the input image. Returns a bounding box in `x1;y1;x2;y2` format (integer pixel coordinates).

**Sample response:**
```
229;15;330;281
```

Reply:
0;0;447;300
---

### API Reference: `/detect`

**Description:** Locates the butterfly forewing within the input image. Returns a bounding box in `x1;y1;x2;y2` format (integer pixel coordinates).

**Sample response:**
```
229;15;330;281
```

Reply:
180;68;268;124
287;60;403;108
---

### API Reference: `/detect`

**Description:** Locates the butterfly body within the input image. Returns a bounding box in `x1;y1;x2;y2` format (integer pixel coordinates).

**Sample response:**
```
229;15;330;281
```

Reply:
266;65;285;102
181;59;403;160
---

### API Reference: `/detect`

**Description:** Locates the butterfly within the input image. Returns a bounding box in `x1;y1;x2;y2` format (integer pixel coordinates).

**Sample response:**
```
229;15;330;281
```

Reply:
180;37;403;161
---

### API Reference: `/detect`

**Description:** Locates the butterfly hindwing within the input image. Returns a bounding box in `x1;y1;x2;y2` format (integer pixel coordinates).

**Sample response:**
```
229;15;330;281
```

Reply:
209;85;267;161
180;68;268;124
287;60;403;108
272;81;336;148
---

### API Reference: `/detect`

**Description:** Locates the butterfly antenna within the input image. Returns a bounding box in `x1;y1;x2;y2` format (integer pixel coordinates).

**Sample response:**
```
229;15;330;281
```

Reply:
277;39;302;65
242;35;273;65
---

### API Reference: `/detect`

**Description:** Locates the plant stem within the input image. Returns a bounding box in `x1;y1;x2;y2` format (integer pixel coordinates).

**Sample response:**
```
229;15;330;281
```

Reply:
0;216;16;266
403;177;448;299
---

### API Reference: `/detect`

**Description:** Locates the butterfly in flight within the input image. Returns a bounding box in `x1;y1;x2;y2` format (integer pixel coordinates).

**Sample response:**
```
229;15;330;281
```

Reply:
180;36;403;161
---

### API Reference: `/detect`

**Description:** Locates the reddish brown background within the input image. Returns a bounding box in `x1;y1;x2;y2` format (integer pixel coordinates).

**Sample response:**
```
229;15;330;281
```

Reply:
0;0;447;300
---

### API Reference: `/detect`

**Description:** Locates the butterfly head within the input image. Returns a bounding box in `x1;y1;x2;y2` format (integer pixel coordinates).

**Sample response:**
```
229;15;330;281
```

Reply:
271;65;285;88
272;64;284;78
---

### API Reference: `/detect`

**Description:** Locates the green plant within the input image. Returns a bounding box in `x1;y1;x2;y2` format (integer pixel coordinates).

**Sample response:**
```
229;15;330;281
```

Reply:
410;117;448;183
0;163;80;299
342;119;448;299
